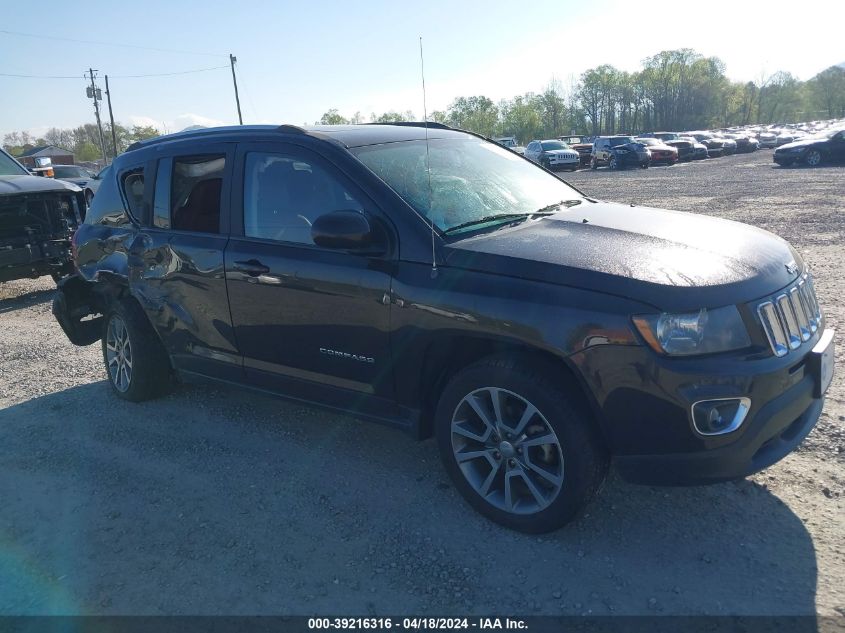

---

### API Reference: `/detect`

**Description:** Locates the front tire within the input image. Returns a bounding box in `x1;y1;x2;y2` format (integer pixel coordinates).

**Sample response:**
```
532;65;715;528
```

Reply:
590;157;597;170
102;299;172;402
435;357;608;533
805;149;822;167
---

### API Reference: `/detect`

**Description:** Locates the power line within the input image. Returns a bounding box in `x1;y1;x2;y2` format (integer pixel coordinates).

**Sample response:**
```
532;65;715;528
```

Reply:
0;72;83;79
0;28;227;58
110;65;229;78
1;65;230;80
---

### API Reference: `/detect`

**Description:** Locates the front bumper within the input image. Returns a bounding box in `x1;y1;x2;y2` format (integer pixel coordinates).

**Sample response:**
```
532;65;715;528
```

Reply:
570;327;834;486
774;152;802;165
615;153;650;168
650;153;677;164
547;157;580;170
614;373;824;485
0;238;73;282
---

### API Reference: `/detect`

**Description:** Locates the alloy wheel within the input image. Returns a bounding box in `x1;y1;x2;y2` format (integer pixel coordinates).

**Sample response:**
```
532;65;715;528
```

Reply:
806;150;821;167
106;315;133;392
450;387;564;515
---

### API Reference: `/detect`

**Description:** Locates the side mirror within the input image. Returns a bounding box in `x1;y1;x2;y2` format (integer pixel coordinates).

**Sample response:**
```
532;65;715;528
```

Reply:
311;210;381;252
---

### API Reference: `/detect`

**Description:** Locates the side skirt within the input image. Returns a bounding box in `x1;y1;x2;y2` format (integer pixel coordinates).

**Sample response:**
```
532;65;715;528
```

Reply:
176;369;424;439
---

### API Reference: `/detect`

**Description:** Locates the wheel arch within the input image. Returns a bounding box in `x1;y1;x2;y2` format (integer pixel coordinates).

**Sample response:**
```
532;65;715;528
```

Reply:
96;277;170;351
416;335;605;443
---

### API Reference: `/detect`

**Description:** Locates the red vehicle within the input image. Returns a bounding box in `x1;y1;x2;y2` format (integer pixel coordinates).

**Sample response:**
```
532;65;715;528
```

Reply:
635;137;678;165
558;136;593;167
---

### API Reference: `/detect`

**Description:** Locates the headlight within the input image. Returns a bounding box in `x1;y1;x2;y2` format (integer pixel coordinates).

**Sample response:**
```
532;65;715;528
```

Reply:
632;306;751;356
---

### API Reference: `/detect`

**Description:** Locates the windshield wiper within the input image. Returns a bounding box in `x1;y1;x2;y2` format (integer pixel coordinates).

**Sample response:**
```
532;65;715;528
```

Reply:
443;213;531;234
443;200;584;235
534;199;583;214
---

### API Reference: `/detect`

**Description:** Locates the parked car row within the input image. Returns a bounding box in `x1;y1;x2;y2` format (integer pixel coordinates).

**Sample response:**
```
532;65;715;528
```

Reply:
22;157;104;203
495;116;845;171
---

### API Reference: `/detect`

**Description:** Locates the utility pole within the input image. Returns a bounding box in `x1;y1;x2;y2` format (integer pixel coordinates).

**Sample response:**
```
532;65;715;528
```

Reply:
86;69;109;165
104;75;118;158
229;53;243;125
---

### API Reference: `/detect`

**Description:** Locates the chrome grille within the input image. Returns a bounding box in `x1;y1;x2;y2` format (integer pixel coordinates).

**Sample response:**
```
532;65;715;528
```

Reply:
757;274;822;357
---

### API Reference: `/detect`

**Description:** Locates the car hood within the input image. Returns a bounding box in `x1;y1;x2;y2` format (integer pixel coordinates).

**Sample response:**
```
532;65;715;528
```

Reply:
444;201;801;312
614;143;648;152
777;138;824;150
57;176;88;185
0;174;82;195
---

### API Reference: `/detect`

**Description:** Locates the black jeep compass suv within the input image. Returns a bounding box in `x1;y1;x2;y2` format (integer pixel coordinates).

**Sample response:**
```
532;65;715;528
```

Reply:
53;123;834;533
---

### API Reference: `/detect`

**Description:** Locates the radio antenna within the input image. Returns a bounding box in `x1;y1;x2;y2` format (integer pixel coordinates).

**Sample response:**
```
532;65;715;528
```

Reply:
419;36;437;279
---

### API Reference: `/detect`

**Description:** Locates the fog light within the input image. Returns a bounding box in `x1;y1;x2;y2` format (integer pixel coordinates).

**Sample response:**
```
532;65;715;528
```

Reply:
691;397;751;436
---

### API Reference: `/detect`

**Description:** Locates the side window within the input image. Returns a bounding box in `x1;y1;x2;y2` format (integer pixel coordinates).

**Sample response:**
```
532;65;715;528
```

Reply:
242;152;364;245
168;155;225;233
120;168;145;219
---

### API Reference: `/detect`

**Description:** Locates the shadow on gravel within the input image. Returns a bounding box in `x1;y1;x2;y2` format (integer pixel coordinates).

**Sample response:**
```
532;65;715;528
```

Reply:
0;287;53;315
772;164;845;171
0;382;819;617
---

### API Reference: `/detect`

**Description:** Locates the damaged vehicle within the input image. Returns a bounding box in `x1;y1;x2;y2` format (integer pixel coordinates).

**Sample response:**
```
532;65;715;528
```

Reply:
1;147;85;284
53;124;834;533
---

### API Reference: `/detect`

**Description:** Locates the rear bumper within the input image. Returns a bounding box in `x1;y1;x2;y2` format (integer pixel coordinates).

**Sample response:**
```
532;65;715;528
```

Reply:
52;274;103;345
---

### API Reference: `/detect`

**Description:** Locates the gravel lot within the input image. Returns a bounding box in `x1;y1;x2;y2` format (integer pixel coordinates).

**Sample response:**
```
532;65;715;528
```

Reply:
0;151;842;617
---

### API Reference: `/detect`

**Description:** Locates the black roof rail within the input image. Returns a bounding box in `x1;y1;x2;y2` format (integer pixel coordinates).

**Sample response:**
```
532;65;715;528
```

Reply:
366;121;452;130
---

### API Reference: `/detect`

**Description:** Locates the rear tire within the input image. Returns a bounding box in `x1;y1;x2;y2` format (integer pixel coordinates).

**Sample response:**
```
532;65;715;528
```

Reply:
435;356;608;533
608;156;618;170
102;299;172;402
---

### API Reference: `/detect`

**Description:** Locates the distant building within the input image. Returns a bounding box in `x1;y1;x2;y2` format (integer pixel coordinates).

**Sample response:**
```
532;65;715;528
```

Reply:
16;145;75;168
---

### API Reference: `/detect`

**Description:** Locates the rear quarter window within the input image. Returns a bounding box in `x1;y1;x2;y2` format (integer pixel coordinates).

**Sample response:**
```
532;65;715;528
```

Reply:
84;166;134;227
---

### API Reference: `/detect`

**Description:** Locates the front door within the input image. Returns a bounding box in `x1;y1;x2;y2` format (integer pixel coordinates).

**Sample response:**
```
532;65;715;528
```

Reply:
224;141;397;418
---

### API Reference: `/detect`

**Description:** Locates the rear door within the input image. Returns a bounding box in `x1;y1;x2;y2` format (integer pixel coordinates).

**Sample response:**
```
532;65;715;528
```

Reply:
127;142;241;381
224;141;397;417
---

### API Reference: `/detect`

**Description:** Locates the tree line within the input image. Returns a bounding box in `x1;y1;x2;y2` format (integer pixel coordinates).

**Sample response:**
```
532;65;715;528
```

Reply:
3;122;161;162
320;50;845;141
5;49;843;159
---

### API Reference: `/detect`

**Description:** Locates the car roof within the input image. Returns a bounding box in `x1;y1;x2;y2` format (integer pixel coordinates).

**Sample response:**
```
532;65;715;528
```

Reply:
124;123;473;153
